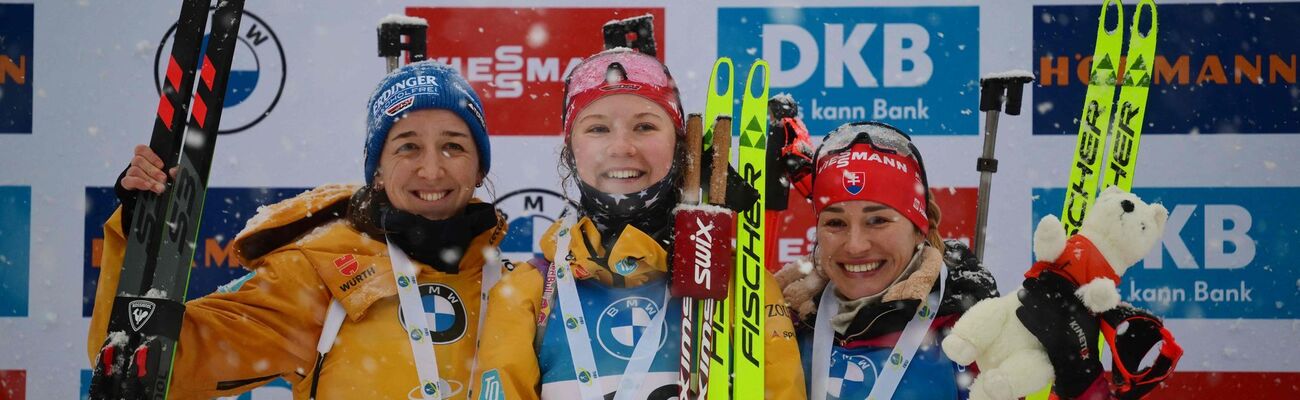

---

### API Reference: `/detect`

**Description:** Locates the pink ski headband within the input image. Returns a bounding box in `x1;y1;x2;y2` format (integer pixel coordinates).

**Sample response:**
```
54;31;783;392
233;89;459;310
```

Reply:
561;49;684;136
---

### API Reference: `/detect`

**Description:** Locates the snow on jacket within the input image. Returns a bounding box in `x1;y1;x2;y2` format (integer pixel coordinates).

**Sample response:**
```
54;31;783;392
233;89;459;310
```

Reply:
475;216;808;400
776;240;998;399
86;184;506;399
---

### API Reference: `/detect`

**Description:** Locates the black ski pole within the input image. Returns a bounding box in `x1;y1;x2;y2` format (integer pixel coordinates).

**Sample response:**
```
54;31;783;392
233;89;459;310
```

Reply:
974;72;1034;262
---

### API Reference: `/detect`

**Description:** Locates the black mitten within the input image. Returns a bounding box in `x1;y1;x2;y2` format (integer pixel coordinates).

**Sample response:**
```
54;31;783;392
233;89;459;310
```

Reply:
1016;272;1104;398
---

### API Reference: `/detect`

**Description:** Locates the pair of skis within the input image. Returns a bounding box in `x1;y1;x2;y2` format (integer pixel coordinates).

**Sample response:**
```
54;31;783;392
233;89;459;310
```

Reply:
674;57;770;400
1061;0;1160;234
1033;0;1159;399
89;0;245;399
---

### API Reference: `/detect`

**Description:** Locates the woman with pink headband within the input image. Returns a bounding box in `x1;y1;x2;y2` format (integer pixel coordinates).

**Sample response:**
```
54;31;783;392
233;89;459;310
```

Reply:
775;121;999;399
475;49;805;399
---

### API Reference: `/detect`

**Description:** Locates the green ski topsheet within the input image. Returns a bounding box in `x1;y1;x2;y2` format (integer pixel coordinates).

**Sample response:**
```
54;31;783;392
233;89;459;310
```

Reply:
1102;0;1159;193
1061;0;1126;236
732;60;768;399
706;57;735;400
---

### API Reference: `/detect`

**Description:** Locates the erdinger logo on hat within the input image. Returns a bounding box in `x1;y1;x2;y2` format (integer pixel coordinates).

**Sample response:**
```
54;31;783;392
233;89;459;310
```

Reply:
843;171;866;195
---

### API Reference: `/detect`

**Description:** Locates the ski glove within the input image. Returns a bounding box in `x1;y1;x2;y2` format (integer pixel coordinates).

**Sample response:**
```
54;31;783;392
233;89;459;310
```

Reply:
1016;271;1104;398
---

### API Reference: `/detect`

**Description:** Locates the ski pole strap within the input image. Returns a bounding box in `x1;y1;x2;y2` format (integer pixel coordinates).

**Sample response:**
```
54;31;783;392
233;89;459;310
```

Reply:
106;296;185;340
1100;305;1183;400
811;264;948;399
388;241;442;400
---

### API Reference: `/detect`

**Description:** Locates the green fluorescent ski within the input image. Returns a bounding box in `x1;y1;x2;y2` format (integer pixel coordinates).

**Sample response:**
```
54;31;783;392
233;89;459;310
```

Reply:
732;59;768;399
706;57;735;400
1102;0;1159;193
1061;0;1126;236
704;58;735;153
1037;1;1158;399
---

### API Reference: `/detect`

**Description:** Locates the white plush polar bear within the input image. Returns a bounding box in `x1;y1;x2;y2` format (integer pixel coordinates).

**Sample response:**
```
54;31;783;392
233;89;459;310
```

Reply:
940;187;1168;400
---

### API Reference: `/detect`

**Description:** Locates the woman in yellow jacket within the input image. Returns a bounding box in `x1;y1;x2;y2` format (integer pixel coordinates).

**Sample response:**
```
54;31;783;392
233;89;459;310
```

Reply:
87;61;506;399
474;49;805;400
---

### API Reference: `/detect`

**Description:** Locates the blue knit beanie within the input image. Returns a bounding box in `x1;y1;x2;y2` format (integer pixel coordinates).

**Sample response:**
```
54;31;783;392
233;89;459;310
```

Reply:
365;61;490;185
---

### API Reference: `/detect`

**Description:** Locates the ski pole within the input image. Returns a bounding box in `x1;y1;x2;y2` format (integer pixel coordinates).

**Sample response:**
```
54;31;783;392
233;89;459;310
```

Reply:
672;115;735;399
974;72;1034;262
378;15;429;73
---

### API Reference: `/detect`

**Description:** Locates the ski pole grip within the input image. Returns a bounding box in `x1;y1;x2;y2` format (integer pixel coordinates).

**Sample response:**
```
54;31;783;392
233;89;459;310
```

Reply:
979;75;1035;114
1005;83;1027;116
709;116;732;206
978;80;1005;112
602;14;657;56
683;114;704;204
377;21;429;62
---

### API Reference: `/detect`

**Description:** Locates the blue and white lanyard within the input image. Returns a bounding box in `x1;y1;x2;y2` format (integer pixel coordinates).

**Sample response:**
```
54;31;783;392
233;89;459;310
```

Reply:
810;263;948;400
552;211;671;400
388;241;442;400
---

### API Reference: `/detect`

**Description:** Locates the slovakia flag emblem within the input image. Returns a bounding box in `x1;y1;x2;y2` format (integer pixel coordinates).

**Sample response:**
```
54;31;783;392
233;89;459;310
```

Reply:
843;171;865;195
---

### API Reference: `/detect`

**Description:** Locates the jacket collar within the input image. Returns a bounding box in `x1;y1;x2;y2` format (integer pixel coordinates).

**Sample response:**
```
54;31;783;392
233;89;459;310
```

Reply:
540;216;669;288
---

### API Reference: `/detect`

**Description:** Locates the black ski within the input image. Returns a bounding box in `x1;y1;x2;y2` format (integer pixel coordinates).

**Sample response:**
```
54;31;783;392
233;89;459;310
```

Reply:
89;1;245;398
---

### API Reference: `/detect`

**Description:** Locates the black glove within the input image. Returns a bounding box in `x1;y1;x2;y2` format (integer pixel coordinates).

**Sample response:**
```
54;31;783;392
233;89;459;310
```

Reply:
698;148;761;214
1016;271;1104;398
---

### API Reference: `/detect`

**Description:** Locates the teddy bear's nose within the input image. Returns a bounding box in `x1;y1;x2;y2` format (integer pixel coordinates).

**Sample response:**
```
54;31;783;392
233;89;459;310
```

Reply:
1121;200;1135;213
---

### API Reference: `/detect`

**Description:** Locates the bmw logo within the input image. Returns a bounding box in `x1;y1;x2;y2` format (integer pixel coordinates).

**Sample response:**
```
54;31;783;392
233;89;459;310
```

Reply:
596;296;667;360
154;8;285;135
397;283;469;344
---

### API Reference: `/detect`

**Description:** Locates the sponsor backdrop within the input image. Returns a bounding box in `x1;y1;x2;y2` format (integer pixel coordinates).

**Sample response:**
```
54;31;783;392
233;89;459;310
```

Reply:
0;0;1294;398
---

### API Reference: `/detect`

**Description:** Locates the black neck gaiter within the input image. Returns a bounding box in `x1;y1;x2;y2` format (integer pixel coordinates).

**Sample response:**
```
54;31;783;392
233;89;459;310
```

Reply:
380;202;499;274
575;171;679;250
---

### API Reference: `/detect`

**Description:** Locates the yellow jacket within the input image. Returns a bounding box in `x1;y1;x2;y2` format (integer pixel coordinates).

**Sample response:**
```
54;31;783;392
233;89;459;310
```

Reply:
476;216;807;399
87;184;506;399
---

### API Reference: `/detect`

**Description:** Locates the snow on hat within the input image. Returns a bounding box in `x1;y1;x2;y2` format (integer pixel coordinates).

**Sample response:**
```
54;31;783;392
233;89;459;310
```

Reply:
812;122;931;234
365;60;489;184
561;48;684;136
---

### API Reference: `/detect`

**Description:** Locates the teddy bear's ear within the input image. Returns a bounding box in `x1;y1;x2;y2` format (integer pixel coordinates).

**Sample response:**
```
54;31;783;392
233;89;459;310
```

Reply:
1100;185;1125;198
